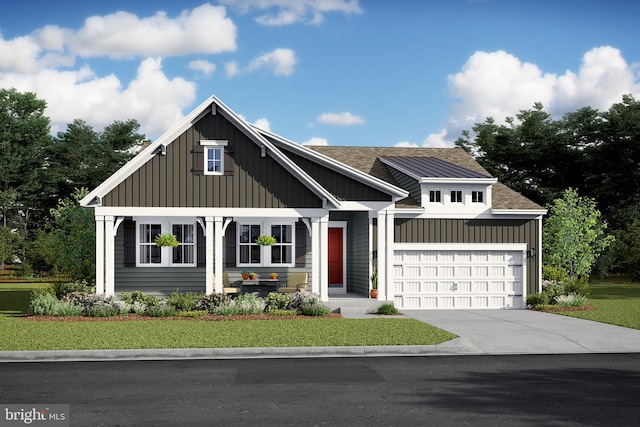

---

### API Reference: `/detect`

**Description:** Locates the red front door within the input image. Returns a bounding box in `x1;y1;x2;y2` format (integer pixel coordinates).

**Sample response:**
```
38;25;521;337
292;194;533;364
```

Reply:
328;227;344;287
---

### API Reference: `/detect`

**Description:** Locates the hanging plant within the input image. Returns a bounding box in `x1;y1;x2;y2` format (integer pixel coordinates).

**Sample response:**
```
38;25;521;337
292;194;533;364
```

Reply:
154;233;179;247
255;234;277;246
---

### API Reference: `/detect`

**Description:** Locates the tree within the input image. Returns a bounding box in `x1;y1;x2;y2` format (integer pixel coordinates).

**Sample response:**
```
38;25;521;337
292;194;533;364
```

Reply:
0;88;51;232
543;188;614;278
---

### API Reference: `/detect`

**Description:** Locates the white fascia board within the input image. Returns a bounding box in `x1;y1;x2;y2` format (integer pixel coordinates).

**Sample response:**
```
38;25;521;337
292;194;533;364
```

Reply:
80;96;217;207
394;242;527;252
335;201;396;211
492;209;548;217
421;177;498;185
253;125;409;201
93;206;331;218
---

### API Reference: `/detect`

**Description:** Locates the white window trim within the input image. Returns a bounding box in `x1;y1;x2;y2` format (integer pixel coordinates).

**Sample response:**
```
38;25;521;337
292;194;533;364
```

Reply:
236;220;296;268
135;217;197;267
200;140;228;176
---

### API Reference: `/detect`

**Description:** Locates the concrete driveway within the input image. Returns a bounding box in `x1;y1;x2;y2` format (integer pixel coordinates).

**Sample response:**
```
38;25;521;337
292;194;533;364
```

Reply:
406;309;640;355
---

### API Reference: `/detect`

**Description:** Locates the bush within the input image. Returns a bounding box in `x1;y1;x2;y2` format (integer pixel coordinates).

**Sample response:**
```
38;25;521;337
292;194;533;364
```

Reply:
526;292;550;307
563;277;591;297
195;293;230;313
543;264;569;283
265;292;291;311
235;293;266;315
266;309;298;317
375;303;399;315
542;280;565;301
54;301;84;317
175;310;208;318
167;290;202;312
50;280;95;299
121;290;159;308
213;300;238;316
85;297;120;317
288;291;330;316
555;293;588;308
146;303;177;317
29;293;60;315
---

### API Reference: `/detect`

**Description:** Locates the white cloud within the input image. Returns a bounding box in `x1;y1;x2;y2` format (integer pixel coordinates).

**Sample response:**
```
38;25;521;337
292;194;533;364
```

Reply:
394;141;418;148
302;137;329;145
218;0;363;26
253;117;271;131
69;4;237;58
225;61;240;77
188;59;216;76
317;111;365;126
0;57;196;138
247;48;296;76
423;46;640;147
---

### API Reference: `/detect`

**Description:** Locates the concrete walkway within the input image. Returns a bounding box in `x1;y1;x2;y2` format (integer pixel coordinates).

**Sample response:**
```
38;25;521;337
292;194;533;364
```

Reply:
1;310;639;362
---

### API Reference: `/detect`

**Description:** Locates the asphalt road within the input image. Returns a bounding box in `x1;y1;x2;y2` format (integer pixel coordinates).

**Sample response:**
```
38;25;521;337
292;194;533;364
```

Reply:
1;354;639;426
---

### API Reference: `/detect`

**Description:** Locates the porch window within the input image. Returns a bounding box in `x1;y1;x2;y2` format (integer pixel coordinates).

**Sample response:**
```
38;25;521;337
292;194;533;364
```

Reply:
237;221;295;267
137;220;196;267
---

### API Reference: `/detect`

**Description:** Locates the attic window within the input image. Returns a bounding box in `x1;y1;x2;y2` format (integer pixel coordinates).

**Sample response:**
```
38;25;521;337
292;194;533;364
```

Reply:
451;190;462;203
429;190;441;203
200;140;228;175
472;190;484;203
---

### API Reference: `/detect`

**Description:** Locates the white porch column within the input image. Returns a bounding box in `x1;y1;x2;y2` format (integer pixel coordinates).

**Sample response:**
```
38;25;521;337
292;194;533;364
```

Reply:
214;217;224;294
384;210;395;302
205;216;215;294
311;218;321;295
319;216;329;301
95;215;105;294
376;211;387;301
104;215;115;296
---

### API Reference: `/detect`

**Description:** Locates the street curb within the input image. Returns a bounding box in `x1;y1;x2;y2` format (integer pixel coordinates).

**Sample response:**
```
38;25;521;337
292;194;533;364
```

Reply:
0;341;480;362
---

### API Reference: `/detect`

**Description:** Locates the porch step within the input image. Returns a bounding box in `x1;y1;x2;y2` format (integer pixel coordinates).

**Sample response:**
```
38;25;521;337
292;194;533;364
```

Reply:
327;297;382;317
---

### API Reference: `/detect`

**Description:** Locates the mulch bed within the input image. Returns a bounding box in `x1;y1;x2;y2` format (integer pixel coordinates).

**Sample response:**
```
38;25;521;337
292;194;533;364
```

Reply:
24;313;343;322
531;305;597;313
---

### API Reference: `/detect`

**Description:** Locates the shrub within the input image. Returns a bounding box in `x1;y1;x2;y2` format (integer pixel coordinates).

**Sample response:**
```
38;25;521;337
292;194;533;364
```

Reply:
563;277;591;298
85;298;120;317
555;293;588;308
50;279;95;299
121;290;159;308
146;303;177;317
542;280;565;301
375;303;399;315
175;310;209;318
288;291;330;316
526;292;550;307
543;264;569;283
266;309;298;317
265;292;291;311
213;300;238;316
195;293;230;313
235;293;266;315
53;301;84;317
167;290;202;312
29;293;60;315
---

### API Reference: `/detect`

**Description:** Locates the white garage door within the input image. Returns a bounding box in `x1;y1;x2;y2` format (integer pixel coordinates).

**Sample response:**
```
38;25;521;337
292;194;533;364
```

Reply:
393;244;526;310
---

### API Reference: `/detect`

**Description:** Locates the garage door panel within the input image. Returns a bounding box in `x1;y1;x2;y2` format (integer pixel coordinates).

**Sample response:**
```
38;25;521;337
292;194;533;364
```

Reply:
394;248;525;310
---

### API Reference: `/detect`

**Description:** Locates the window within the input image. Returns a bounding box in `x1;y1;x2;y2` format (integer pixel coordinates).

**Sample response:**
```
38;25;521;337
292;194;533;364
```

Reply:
137;220;196;267
237;221;295;267
472;191;484;203
451;190;462;203
205;147;223;174
200;140;228;175
429;190;441;203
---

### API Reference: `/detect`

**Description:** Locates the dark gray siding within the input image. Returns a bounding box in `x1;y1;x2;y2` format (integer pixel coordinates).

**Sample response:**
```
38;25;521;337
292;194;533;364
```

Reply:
385;167;421;205
277;147;393;202
102;113;322;208
395;218;540;296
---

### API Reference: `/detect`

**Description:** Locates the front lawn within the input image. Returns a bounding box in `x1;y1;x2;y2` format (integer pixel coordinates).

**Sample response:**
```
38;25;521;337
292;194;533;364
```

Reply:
0;284;457;351
556;279;640;330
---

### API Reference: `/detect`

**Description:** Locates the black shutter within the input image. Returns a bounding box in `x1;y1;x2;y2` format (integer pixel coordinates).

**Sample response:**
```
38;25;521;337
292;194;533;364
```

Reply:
123;220;136;267
225;222;236;267
192;143;204;175
224;145;235;175
295;221;307;267
197;223;206;267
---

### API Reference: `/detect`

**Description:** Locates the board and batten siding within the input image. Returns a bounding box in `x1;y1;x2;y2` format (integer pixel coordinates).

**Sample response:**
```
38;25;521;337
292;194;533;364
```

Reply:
385;167;421;205
102;112;322;208
394;218;540;296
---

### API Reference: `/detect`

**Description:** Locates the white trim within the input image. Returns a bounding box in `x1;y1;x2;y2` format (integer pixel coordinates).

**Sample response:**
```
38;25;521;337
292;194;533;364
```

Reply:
235;220;296;268
199;140;228;146
95;216;105;294
328;221;347;295
95;206;330;217
134;218;197;267
394;242;527;251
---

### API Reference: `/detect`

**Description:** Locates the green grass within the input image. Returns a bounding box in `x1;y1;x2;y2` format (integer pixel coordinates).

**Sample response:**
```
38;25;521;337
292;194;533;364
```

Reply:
0;284;457;351
556;279;640;330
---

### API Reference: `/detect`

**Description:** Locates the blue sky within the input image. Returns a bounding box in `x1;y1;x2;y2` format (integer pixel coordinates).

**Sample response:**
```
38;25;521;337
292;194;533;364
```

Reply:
1;1;639;147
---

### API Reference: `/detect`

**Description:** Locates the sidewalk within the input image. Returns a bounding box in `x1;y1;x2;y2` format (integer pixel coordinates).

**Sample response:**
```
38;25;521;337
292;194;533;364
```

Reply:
1;310;639;362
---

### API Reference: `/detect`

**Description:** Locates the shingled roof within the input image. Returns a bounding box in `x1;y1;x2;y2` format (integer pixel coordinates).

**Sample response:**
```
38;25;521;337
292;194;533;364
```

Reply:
307;146;543;211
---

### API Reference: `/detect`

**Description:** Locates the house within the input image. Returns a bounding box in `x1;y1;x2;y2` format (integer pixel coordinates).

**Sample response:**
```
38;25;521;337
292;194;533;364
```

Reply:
80;95;546;310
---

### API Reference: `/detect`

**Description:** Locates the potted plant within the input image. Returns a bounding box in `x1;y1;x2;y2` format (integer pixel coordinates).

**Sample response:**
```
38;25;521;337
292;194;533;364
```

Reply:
270;272;278;280
241;270;250;280
370;268;378;299
256;234;277;246
249;272;257;280
154;233;179;247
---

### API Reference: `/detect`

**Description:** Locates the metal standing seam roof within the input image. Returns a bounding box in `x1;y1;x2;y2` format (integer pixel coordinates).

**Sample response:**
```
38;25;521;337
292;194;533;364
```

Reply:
308;146;544;211
378;156;493;179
